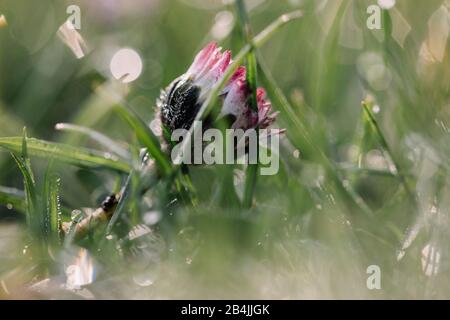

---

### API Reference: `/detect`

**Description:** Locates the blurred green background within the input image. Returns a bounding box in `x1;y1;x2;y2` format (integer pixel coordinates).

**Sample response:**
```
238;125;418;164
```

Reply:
0;0;449;299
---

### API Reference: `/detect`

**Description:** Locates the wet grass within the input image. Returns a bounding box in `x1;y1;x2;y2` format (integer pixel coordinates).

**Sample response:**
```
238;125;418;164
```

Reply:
0;0;449;299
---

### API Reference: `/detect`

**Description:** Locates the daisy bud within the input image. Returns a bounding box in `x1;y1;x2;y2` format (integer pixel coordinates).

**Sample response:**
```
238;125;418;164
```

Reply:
156;42;279;136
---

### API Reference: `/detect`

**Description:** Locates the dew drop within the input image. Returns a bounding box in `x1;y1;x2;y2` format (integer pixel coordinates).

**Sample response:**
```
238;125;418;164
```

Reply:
71;209;84;220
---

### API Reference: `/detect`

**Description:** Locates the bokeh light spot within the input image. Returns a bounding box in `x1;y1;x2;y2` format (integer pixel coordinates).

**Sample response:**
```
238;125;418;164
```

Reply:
110;48;143;83
378;0;395;10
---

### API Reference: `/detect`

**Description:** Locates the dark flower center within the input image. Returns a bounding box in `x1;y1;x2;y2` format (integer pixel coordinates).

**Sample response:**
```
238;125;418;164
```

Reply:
159;77;201;133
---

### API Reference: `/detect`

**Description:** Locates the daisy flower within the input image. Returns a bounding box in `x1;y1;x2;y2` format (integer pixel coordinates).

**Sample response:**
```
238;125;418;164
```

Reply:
156;42;279;136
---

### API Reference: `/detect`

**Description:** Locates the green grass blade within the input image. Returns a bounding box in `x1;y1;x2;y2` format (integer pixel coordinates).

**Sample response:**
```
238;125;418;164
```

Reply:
63;211;84;248
114;105;172;177
10;153;36;230
258;60;373;217
18;129;36;223
235;0;259;208
235;0;258;113
361;99;416;205
0;137;131;173
55;123;131;160
105;171;133;236
338;164;403;179
258;60;318;159
0;186;26;213
242;163;258;208
44;168;62;243
21;128;34;179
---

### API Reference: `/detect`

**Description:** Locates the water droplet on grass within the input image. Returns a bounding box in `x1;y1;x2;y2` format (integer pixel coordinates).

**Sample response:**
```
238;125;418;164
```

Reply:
372;104;380;114
71;209;84;220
